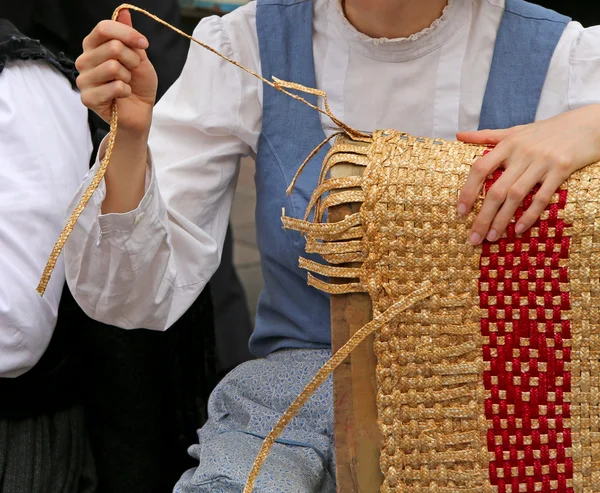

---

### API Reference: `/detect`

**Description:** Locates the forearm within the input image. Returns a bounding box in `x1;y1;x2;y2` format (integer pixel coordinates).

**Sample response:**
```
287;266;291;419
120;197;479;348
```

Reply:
101;127;150;214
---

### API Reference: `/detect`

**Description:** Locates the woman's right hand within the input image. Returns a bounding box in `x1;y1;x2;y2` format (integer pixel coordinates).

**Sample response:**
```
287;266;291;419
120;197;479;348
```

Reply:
76;9;158;136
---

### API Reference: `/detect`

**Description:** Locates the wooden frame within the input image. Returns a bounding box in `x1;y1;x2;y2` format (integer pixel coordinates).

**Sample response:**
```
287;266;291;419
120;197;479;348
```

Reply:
329;164;382;492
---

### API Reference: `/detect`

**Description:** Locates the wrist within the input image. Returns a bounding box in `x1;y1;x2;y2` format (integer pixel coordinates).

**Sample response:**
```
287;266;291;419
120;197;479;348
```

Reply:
115;126;150;152
97;131;148;163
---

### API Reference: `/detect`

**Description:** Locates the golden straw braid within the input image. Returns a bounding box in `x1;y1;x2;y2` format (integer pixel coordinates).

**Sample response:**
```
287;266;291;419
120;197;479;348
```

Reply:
316;190;366;220
303;176;363;221
306;274;364;294
313;149;369;220
36;104;118;295
36;3;367;295
305;238;363;255
318;225;364;241
281;211;361;236
284;132;493;491
315;148;369;194
241;281;435;493
320;251;366;265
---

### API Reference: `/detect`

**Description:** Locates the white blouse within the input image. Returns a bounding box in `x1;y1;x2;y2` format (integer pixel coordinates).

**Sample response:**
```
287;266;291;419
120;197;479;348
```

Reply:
64;0;600;331
1;61;91;377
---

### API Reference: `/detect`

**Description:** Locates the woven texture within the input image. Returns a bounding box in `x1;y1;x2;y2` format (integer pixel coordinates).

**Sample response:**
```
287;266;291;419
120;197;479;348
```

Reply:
363;133;489;492
282;130;600;492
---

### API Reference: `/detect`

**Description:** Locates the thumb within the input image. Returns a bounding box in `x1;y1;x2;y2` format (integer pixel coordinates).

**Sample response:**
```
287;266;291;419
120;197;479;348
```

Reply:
456;126;524;145
114;8;150;60
115;8;133;27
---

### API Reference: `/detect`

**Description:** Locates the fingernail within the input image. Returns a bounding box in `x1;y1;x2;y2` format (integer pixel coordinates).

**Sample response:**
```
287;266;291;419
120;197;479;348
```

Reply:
487;229;498;241
457;202;468;216
138;37;149;49
470;232;482;245
515;223;525;234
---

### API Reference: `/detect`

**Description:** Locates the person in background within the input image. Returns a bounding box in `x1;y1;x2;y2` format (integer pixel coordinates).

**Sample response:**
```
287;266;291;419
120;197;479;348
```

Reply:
0;19;96;493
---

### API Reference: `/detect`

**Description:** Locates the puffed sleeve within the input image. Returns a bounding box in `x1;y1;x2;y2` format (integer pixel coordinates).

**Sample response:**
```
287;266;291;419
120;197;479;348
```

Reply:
64;6;263;330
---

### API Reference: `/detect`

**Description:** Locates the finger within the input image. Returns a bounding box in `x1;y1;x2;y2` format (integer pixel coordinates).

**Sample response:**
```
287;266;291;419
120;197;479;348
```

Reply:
458;145;509;216
77;59;132;89
76;39;141;72
83;18;148;51
486;165;545;241
115;9;151;62
81;80;132;109
514;172;566;234
116;8;133;27
468;159;529;245
457;125;524;145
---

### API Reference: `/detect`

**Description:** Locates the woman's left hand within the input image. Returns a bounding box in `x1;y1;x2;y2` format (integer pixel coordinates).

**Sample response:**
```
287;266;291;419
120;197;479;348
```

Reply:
456;104;600;245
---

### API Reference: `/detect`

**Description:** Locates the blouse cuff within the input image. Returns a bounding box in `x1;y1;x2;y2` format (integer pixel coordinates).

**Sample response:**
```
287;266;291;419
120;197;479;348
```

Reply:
85;135;158;235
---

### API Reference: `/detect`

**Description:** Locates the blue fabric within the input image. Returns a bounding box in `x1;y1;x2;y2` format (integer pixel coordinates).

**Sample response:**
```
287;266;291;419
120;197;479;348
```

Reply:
173;349;335;493
478;0;570;130
250;0;332;357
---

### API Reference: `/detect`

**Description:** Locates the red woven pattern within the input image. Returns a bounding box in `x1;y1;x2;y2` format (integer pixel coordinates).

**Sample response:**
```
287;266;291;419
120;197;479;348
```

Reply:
479;170;573;493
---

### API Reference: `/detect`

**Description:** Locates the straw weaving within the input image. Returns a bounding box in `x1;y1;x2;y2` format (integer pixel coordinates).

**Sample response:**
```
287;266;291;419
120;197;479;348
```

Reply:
281;130;600;492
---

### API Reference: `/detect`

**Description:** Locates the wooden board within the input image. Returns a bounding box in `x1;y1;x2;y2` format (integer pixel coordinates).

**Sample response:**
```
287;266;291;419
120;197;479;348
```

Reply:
329;164;383;492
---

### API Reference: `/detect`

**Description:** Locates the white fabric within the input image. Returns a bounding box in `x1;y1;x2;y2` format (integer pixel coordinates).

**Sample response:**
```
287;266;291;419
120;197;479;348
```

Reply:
0;61;92;377
65;0;600;331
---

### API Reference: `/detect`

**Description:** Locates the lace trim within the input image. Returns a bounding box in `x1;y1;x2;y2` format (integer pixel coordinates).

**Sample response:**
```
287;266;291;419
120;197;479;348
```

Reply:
0;34;77;87
334;0;455;46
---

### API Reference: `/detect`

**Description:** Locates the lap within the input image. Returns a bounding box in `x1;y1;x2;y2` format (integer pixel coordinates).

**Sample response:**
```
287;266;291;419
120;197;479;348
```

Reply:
174;349;335;493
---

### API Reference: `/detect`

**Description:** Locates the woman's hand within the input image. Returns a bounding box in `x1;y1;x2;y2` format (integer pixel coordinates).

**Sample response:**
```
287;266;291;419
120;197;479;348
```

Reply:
75;9;158;137
75;9;158;214
457;104;600;245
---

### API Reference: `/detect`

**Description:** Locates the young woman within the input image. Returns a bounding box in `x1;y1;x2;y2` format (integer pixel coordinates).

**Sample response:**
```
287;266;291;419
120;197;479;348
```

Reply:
69;0;600;490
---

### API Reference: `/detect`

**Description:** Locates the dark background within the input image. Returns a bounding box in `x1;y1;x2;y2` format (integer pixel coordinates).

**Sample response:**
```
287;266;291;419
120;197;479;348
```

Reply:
532;2;600;25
